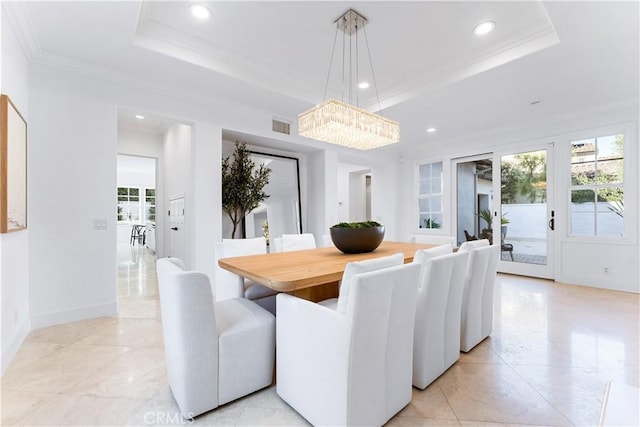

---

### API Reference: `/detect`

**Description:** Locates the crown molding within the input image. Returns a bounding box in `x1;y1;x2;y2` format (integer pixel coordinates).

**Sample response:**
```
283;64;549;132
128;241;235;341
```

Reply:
1;2;300;124
365;2;559;112
2;1;42;62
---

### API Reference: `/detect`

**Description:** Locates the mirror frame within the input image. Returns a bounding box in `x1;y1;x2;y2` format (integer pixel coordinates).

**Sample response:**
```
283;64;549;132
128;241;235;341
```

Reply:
246;150;302;236
1;94;27;233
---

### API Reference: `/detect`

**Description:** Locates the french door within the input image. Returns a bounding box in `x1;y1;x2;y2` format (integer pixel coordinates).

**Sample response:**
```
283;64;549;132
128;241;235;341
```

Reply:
452;143;555;279
494;143;554;279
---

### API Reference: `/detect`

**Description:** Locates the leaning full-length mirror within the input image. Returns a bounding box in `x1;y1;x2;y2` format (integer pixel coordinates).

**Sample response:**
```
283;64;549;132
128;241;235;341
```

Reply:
243;151;302;244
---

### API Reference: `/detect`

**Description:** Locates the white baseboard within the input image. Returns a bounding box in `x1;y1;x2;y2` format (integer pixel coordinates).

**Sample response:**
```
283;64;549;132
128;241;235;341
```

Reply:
1;318;31;376
557;273;639;294
30;302;117;330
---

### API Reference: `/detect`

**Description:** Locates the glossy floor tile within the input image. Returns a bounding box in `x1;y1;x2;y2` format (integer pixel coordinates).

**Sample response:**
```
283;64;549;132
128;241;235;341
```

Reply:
2;245;638;426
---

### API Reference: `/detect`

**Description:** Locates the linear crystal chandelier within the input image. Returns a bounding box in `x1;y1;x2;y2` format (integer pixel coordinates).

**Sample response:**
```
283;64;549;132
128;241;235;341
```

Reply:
298;9;400;150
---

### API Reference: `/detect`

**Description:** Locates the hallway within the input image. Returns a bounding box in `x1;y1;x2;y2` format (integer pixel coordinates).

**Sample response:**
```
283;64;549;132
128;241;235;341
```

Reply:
117;243;161;320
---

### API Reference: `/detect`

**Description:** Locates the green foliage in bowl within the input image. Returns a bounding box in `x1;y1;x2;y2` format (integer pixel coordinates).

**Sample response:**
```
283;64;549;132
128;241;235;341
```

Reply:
331;221;382;229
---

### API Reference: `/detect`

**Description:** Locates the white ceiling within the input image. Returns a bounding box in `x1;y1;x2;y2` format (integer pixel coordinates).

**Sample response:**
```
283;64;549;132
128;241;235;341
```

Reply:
117;154;155;174
5;1;638;153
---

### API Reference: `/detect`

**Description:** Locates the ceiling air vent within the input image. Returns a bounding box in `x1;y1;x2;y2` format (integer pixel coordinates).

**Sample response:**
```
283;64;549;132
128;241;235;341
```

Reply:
272;118;291;135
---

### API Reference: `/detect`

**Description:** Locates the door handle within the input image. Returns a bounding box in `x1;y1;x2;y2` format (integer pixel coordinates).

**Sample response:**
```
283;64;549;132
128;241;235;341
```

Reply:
548;210;555;231
171;227;178;231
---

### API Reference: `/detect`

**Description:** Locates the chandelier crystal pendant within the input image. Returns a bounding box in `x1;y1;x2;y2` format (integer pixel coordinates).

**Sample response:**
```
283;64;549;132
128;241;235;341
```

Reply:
298;9;400;150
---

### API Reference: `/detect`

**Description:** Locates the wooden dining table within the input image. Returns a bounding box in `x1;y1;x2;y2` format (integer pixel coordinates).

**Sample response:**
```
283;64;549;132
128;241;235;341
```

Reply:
218;240;434;302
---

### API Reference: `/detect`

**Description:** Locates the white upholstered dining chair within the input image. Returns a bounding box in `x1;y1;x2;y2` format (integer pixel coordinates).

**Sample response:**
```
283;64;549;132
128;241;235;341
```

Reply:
409;234;456;246
281;233;316;251
215;237;278;314
316;252;404;310
156;258;275;418
411;247;469;389
457;243;499;352
270;233;316;253
276;262;422;426
457;238;490;253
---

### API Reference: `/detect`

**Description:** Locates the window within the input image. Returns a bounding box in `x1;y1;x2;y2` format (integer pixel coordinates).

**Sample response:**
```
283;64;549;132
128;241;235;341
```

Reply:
417;161;443;229
117;187;140;222
117;187;156;224
145;189;156;223
570;134;624;236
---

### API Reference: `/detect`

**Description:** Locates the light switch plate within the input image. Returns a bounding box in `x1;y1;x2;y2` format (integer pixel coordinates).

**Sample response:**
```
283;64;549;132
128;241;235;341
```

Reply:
93;219;108;230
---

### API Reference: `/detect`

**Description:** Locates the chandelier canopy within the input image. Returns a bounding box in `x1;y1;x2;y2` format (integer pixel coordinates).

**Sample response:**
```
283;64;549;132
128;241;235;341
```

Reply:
298;9;400;150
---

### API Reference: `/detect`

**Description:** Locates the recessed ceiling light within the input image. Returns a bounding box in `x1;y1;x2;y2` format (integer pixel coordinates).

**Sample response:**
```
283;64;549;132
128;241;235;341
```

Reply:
190;4;212;20
427;127;437;133
135;115;145;120
358;82;370;89
473;21;495;36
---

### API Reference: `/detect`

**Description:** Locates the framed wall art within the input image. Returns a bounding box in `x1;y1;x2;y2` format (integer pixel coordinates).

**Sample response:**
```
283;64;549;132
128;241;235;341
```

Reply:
1;94;27;233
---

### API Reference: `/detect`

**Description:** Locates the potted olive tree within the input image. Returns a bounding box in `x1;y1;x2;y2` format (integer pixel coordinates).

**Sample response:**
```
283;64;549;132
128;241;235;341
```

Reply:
222;141;271;238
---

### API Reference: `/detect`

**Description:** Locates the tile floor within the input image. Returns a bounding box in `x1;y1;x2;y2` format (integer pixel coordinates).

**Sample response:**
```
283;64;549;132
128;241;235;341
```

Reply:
2;244;638;426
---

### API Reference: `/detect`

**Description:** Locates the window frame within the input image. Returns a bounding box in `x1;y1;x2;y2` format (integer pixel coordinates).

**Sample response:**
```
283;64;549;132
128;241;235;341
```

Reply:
117;186;156;224
415;160;445;233
565;123;636;242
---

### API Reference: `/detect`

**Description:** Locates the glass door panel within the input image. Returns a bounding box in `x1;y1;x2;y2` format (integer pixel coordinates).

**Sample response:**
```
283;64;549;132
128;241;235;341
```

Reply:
498;146;554;278
452;154;494;247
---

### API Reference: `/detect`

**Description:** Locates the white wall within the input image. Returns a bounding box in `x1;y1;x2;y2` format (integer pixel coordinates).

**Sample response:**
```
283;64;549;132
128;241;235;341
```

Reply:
190;122;222;282
28;75;118;330
397;108;639;293
1;8;31;375
304;150;326;240
163;124;191;263
370;157;399;240
552;121;638;293
21;60;296;339
117;163;155;188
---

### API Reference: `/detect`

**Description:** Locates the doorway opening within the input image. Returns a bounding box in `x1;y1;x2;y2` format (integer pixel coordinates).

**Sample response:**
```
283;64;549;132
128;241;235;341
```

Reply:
452;145;555;279
116;154;158;309
453;155;494;246
337;163;372;223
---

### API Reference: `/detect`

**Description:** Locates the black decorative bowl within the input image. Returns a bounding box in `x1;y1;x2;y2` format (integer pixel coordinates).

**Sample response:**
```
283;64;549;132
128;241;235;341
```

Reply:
329;226;385;254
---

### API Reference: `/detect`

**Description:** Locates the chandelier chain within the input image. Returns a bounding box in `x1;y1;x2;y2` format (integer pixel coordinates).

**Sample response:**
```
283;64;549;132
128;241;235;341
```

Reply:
298;9;399;150
363;25;383;115
341;26;346;102
355;21;359;108
322;25;339;102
